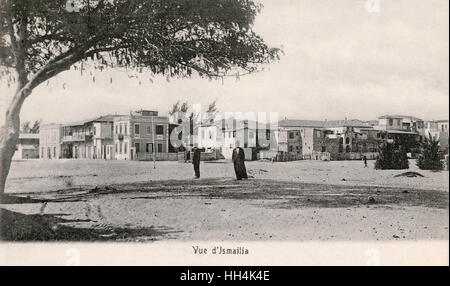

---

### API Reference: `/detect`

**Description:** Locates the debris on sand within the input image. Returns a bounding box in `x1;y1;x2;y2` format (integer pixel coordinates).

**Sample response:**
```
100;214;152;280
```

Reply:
367;197;376;204
248;169;268;176
394;172;425;178
90;186;118;194
402;190;410;194
341;178;346;181
393;235;400;239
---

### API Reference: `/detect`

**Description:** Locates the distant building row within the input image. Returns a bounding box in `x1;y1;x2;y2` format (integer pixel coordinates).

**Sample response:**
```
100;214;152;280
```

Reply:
39;110;178;161
196;115;449;161
15;112;449;162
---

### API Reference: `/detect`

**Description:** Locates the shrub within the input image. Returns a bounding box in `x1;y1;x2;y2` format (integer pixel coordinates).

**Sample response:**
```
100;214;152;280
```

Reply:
375;141;409;170
416;133;443;170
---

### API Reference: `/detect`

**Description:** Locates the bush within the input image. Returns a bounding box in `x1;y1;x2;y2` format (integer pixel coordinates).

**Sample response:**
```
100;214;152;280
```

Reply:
375;141;409;170
416;133;443;170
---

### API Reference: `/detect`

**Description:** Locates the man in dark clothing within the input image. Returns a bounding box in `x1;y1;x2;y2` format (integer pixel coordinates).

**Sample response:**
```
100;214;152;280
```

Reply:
192;146;201;178
363;155;368;168
232;141;248;180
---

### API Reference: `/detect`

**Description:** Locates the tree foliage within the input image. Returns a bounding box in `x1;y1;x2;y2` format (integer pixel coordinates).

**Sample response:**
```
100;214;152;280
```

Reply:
375;140;409;170
416;133;443;171
21;119;40;133
169;100;189;116
1;0;280;88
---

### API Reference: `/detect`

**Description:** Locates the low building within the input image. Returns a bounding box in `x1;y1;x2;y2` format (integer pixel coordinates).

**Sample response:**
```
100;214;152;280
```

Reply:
374;115;424;156
276;119;380;161
13;133;40;160
376;115;425;135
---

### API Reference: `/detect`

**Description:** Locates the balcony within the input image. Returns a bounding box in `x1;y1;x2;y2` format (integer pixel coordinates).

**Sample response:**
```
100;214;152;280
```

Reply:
62;134;85;142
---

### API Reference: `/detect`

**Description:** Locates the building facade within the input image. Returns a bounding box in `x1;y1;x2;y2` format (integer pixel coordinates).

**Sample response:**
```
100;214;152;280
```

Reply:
113;110;172;161
60;115;116;159
425;120;449;153
13;133;40;160
275;119;380;161
39;124;62;159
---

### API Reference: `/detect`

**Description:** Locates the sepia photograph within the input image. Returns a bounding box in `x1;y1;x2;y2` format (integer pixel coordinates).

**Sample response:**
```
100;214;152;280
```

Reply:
0;0;448;268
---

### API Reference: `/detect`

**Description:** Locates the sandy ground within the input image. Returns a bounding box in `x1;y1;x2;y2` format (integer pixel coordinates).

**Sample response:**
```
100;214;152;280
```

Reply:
1;159;448;242
0;161;449;241
5;159;449;193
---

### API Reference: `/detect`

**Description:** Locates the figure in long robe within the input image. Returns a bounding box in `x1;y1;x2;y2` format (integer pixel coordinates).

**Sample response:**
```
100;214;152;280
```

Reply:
232;141;248;180
192;146;201;179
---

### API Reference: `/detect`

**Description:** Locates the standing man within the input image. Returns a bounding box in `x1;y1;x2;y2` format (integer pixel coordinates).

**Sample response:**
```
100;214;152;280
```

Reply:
232;140;248;180
363;155;368;168
192;145;201;179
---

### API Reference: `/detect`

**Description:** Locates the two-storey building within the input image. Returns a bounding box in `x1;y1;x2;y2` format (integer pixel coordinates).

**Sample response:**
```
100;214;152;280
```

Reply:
113;110;171;160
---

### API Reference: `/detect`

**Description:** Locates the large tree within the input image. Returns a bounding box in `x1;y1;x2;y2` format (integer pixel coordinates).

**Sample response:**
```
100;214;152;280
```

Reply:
0;0;280;197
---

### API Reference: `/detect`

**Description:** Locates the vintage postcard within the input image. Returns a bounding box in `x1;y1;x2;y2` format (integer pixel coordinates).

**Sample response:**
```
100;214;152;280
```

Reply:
0;0;448;267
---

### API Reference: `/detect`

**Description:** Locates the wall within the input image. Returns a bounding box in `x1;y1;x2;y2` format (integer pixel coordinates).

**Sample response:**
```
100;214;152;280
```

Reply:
39;125;62;159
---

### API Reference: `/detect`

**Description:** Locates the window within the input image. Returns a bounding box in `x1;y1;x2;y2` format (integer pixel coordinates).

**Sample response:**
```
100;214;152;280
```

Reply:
157;143;163;153
289;146;293;152
147;126;151;134
124;142;128;154
289;132;294;139
389;119;393;126
146;143;153;153
115;143;118;153
321;146;326;152
345;137;350;144
134;124;140;135
93;127;96;135
156;125;164;135
135;143;140;153
119;124;122;134
115;125;118;134
266;130;271;140
397;119;401;126
316;131;321;138
54;147;56;158
119;142;122;154
124;124;128;135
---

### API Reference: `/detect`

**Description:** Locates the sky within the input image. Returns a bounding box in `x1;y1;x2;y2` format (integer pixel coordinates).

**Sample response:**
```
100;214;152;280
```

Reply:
1;0;449;125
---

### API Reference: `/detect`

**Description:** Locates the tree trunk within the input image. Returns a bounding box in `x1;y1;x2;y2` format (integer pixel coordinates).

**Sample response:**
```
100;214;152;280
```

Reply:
0;86;27;202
